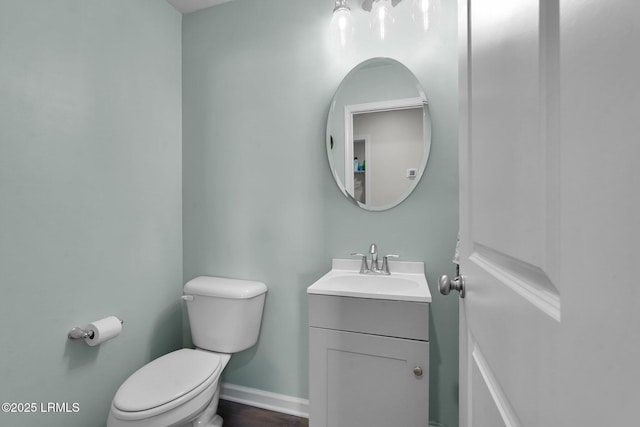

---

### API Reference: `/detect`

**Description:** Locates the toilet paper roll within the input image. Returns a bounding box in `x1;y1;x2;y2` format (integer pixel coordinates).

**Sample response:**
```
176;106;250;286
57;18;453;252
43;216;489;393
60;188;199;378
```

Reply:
83;316;123;347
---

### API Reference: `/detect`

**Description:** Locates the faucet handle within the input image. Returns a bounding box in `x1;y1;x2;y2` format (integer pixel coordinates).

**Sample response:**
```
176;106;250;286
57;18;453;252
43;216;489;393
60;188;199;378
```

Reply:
369;243;378;254
381;254;399;275
350;253;370;274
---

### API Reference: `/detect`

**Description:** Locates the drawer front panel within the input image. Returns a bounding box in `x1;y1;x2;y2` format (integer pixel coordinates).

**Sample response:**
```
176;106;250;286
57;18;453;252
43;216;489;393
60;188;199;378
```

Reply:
308;294;429;341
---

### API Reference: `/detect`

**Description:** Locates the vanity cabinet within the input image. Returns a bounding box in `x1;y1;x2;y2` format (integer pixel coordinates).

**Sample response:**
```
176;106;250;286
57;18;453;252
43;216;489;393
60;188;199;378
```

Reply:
308;294;429;427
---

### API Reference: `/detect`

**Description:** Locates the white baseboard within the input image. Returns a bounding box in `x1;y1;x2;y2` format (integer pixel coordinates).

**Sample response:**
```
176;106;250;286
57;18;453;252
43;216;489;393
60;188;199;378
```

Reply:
220;382;309;419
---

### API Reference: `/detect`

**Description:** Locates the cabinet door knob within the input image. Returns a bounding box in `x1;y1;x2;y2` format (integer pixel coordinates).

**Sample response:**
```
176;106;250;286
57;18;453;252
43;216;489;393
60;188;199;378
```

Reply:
413;366;423;377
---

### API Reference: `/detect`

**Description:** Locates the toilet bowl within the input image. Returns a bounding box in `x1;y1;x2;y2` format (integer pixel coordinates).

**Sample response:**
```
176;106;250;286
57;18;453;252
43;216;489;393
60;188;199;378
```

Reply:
107;277;267;427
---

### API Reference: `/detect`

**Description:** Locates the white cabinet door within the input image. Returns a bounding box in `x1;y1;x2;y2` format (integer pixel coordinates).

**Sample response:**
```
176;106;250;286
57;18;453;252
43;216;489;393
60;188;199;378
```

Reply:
457;0;640;425
309;327;429;427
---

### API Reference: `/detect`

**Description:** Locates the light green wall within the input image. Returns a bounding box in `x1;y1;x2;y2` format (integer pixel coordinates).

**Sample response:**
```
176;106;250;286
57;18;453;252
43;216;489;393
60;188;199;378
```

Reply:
0;1;183;426
183;1;459;426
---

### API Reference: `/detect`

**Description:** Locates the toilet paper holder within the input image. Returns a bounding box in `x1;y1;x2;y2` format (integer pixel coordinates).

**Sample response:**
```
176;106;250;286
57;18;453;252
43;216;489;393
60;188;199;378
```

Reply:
68;318;124;340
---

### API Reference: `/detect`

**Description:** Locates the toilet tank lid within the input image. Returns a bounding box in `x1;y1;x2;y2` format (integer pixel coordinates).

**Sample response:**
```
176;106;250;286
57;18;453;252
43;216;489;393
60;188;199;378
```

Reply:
184;276;267;299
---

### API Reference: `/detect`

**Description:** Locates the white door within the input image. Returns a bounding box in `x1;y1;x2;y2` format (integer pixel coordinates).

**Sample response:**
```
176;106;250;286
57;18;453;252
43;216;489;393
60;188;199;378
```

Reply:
454;0;640;426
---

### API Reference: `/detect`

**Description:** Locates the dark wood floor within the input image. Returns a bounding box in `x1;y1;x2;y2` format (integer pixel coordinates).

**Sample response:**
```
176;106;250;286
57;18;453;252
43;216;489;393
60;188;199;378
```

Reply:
217;399;309;427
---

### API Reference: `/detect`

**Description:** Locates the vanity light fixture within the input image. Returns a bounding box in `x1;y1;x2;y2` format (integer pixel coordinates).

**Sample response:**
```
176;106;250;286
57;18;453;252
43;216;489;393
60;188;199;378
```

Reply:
330;0;354;48
332;0;436;46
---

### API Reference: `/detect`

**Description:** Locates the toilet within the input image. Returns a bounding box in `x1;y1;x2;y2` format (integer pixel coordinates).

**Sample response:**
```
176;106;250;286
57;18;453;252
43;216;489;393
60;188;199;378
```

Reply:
107;276;267;427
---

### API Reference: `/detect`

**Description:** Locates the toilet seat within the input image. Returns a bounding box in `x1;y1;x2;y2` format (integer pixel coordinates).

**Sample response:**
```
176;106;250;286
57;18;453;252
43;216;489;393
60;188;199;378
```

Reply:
111;349;224;421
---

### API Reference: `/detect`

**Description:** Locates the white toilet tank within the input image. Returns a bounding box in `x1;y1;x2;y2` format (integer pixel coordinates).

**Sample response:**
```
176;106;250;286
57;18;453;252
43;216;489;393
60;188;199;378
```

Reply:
184;276;267;353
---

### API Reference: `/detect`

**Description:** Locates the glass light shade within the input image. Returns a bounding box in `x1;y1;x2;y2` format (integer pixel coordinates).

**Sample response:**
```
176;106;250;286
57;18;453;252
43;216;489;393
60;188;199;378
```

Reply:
411;0;433;31
330;5;354;48
370;0;394;41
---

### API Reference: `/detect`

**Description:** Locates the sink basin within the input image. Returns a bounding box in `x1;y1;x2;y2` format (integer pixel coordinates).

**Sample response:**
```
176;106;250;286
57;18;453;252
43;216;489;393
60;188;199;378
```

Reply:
307;259;431;302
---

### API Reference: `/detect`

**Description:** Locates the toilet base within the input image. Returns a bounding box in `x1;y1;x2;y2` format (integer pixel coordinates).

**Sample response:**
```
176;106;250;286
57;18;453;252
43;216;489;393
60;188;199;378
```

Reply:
188;414;222;427
190;385;223;427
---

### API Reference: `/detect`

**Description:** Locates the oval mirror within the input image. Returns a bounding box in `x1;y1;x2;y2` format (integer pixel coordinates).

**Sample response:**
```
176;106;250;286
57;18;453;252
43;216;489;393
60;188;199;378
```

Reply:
326;58;431;211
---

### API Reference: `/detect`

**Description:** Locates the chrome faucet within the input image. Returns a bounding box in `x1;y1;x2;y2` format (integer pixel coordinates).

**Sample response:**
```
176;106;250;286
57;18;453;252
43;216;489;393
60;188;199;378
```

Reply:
351;243;399;275
369;243;379;272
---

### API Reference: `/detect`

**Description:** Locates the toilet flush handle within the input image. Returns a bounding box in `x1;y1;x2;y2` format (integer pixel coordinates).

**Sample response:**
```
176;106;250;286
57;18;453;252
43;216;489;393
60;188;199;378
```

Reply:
181;295;194;301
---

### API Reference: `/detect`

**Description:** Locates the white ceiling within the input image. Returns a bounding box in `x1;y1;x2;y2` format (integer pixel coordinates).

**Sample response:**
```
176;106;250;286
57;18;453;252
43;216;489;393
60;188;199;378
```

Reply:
167;0;235;14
